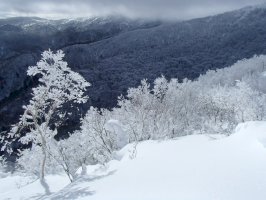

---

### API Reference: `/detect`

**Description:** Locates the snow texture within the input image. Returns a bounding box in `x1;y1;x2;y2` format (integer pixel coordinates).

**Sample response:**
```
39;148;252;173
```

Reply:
1;121;266;200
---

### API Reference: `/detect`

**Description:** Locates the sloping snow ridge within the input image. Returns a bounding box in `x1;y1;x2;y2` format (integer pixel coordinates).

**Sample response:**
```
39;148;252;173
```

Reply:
1;121;266;200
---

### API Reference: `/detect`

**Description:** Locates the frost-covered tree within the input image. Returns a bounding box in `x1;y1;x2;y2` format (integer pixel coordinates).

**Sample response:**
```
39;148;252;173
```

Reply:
5;50;90;180
0;155;5;170
45;133;93;182
52;106;127;181
17;145;61;177
111;56;266;140
116;80;157;141
2;52;265;183
198;81;266;134
80;107;117;163
114;77;202;140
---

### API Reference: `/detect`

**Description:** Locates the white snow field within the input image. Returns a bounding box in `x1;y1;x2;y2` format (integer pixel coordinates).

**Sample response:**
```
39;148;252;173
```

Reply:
1;121;266;200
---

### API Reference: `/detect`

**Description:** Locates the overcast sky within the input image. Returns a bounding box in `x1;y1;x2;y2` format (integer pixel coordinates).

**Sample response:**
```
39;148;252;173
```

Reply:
0;0;265;20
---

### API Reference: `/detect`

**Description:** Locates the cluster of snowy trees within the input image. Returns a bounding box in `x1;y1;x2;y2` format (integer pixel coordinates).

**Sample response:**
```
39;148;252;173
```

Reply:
1;50;266;182
1;50;90;181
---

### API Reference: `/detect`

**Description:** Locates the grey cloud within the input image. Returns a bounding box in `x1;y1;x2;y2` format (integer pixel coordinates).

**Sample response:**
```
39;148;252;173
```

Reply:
0;0;265;19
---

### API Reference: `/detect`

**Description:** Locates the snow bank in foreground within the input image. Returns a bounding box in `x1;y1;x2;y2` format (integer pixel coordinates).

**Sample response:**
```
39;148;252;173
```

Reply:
1;121;266;200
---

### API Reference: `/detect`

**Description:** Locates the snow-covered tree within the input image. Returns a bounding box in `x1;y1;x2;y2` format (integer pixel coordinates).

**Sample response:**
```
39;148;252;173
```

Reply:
0;155;5;170
80;107;117;163
112;59;266;139
17;145;61;177
49;107;124;181
6;50;90;180
2;51;265;184
116;80;157;141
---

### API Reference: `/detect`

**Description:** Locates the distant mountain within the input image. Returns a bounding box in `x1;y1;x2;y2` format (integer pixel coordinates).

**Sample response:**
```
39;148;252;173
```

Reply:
1;5;266;136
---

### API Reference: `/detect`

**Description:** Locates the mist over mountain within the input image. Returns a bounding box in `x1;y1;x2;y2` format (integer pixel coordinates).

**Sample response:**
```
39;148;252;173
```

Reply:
1;5;266;136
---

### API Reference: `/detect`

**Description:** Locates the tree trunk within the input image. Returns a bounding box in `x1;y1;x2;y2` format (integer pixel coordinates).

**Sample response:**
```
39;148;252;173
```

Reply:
40;149;46;180
81;163;87;176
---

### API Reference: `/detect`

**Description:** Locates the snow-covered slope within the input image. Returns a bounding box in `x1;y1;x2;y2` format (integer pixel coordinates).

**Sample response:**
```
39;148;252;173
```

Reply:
1;121;266;200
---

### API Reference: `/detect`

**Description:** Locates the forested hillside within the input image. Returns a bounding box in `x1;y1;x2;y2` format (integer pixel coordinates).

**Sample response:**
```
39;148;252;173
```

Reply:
1;5;266;135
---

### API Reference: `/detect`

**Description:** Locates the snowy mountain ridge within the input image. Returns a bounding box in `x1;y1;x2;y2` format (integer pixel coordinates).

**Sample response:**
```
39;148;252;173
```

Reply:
2;4;266;150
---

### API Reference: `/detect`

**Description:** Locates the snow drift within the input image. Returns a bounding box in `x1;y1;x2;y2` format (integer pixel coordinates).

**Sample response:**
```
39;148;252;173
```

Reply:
1;121;266;200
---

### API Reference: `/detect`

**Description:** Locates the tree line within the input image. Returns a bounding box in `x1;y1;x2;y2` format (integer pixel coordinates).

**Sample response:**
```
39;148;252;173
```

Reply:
1;50;266;182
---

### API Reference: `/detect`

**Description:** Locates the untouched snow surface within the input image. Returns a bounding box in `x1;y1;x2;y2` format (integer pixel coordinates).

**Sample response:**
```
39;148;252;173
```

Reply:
1;121;266;200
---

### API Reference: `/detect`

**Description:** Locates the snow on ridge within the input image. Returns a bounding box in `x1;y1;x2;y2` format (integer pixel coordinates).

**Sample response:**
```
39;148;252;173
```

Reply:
253;2;266;9
1;121;266;200
48;121;266;200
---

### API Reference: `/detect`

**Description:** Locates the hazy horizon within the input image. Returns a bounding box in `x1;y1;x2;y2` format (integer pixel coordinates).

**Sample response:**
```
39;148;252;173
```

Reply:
0;0;265;20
